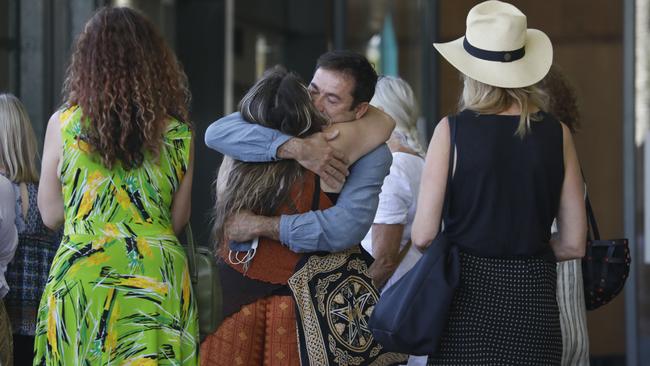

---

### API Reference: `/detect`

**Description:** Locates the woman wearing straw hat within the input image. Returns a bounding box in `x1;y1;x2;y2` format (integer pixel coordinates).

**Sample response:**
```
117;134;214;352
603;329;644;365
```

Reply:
412;1;586;364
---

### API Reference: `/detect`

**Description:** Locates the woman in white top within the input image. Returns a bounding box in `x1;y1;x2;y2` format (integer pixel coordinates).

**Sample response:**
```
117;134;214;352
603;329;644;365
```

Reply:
361;76;428;366
0;172;18;366
362;76;425;291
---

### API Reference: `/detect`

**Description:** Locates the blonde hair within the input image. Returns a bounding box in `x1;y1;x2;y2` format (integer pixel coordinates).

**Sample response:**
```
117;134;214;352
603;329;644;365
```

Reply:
371;76;425;156
0;93;39;182
459;75;550;137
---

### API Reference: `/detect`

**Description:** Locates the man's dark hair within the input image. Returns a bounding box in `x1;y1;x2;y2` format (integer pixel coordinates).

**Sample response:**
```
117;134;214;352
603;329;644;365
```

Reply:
316;50;378;109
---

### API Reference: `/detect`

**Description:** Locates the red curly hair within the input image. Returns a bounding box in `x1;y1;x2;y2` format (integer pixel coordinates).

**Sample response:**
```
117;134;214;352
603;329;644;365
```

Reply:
540;65;580;134
63;6;191;169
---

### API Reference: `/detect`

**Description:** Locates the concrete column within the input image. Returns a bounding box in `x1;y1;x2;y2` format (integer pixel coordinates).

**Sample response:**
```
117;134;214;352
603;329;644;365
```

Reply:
19;0;96;145
176;0;226;245
19;0;48;142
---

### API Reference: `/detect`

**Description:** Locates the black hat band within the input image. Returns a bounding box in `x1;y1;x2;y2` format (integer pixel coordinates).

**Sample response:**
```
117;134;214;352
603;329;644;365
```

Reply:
463;38;525;63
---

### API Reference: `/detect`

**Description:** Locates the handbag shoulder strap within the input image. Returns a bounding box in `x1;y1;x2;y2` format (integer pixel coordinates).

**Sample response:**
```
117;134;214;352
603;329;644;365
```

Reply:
585;193;601;241
581;169;601;240
441;115;458;228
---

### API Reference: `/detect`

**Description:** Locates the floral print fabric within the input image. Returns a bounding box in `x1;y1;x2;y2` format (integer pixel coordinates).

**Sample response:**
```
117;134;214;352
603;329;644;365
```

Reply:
33;106;198;365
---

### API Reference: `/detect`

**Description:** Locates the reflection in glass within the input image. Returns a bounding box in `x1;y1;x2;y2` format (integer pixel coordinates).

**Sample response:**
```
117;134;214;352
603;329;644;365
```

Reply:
347;0;427;148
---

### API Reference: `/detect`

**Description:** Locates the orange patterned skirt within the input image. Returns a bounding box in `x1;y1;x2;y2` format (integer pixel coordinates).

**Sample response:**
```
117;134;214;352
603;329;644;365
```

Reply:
200;295;300;366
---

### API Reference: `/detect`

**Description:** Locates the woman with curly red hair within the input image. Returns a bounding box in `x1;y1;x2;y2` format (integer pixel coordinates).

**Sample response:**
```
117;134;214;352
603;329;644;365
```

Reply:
34;6;197;364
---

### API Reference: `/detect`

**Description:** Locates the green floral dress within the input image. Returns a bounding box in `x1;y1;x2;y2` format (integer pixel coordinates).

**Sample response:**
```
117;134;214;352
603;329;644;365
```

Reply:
33;106;198;365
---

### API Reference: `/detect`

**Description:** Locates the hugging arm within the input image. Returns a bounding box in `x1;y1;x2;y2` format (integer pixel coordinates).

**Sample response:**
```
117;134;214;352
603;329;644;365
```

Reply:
205;112;348;187
224;145;392;252
208;113;392;252
325;106;395;164
279;145;392;252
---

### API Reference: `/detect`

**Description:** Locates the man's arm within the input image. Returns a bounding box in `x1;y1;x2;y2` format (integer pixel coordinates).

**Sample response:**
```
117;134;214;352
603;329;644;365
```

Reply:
205;112;348;186
223;145;392;252
280;144;392;252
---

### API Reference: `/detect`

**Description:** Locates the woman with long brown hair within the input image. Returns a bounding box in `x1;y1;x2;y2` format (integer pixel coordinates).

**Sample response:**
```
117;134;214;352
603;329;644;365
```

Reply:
201;66;398;365
34;7;197;364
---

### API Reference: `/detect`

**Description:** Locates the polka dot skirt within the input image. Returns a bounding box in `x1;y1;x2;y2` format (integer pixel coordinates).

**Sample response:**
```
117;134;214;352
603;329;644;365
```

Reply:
428;252;562;366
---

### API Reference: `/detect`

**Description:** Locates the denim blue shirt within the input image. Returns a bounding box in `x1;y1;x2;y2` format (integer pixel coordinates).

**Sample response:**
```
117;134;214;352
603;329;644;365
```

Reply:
205;112;392;253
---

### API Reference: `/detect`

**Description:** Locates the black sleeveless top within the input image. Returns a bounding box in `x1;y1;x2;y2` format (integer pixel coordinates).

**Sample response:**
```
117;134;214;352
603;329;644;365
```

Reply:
444;109;564;260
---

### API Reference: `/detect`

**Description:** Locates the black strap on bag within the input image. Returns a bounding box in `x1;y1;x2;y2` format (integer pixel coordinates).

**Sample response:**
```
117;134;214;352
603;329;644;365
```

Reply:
441;116;457;228
368;116;461;356
582;192;630;310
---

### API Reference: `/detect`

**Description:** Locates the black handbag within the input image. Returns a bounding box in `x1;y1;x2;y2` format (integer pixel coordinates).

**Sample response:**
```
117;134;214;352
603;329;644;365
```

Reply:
582;194;630;311
368;116;461;356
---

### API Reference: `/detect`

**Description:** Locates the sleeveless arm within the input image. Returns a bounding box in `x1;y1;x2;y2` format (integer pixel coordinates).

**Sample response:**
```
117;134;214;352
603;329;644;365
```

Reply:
320;106;394;192
412;117;450;249
171;128;194;236
38;111;65;230
551;123;587;260
324;106;395;164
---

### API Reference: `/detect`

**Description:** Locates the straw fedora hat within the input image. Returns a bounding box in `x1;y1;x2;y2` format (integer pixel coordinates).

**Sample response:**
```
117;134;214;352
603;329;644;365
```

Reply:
434;0;552;88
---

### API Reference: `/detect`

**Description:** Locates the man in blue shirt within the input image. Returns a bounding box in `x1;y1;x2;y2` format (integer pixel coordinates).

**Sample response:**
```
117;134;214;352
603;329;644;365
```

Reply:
205;50;392;253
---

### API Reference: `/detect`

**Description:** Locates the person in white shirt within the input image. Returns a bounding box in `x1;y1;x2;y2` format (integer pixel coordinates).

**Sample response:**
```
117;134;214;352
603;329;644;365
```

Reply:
361;76;427;365
0;173;18;365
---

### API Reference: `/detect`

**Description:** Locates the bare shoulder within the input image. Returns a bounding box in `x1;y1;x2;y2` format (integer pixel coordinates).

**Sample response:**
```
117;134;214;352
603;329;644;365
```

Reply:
45;110;63;135
50;109;62;123
43;109;64;159
429;116;450;145
434;116;450;133
557;120;574;146
558;120;571;135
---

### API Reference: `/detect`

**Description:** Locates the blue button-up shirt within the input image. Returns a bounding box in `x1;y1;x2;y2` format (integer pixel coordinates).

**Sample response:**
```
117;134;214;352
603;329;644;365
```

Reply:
204;112;392;253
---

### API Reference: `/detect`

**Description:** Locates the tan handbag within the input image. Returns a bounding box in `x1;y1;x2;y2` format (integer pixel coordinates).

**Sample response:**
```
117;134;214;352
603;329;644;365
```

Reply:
183;224;223;341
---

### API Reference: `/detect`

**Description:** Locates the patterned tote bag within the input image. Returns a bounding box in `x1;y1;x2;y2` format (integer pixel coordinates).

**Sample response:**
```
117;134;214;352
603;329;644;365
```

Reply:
289;245;407;365
287;175;407;365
